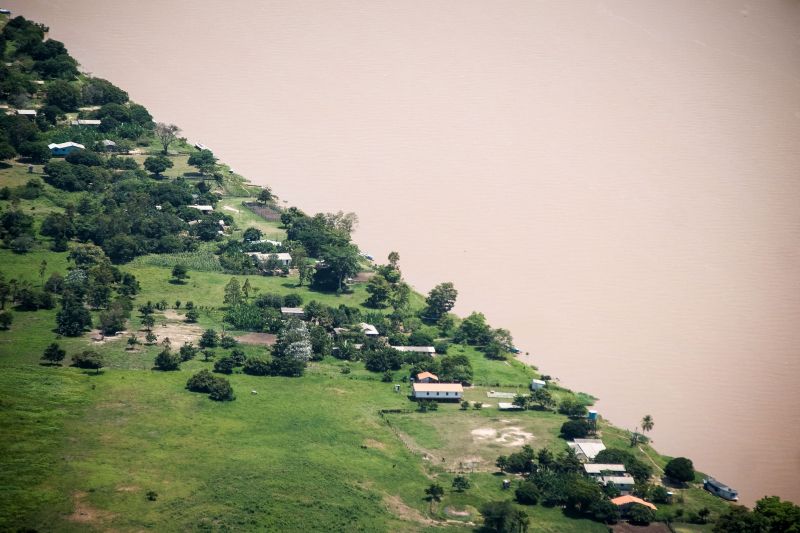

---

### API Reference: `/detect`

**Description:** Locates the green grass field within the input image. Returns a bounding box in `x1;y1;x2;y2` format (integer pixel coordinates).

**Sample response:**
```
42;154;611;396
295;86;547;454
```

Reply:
0;155;731;532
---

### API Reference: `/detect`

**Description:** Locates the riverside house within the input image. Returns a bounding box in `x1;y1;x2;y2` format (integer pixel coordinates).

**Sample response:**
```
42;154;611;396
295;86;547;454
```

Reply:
48;142;85;156
411;382;463;401
568;439;606;462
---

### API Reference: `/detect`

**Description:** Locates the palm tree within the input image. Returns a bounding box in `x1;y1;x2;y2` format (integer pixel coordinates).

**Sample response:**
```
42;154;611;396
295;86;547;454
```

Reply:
641;415;654;434
424;483;444;513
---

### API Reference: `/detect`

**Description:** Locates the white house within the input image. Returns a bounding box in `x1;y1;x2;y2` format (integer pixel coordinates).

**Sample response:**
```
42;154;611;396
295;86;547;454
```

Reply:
498;402;524;411
391;346;435;356
360;323;379;336
601;475;635;494
416;372;438;383
568;439;606;462
583;464;626;478
17;109;37;117
248;252;292;267
71;119;102;126
48;142;85;156
280;307;305;317
412;382;463;401
531;379;547;391
187;205;214;213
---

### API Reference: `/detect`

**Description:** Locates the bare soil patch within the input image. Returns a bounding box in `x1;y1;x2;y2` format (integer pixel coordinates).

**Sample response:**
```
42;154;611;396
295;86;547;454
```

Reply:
235;332;276;346
383;494;436;526
115;485;139;493
444;506;472;517
87;329;127;344
363;438;386;450
352;271;375;283
67;491;115;524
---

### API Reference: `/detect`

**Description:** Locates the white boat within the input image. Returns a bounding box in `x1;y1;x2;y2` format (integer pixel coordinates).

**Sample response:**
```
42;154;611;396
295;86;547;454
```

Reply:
703;477;738;501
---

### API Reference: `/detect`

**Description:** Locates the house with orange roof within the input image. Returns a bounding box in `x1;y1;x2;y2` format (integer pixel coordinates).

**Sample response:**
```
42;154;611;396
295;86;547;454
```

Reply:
416;372;438;383
611;495;657;511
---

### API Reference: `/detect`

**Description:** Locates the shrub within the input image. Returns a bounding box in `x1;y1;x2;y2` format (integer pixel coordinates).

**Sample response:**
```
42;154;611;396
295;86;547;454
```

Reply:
627;503;655;525
560;418;592;439
72;350;104;373
213;356;235;374
243;356;271;376
186;369;216;392
154;349;180;371
179;343;197;361
283;293;303;307
515;481;540;505
219;335;238;349
199;328;219;348
185;308;199;323
208;377;235;401
0;311;13;330
229;348;246;366
558;397;588;418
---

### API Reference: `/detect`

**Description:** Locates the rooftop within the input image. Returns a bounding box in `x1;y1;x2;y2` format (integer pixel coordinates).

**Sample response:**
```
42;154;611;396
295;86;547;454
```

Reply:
280;307;304;315
360;323;379;336
611;495;657;510
71;119;102;125
584;464;626;474
187;205;214;212
416;372;438;381
568;439;606;460
48;142;85;150
391;346;435;353
412;382;463;393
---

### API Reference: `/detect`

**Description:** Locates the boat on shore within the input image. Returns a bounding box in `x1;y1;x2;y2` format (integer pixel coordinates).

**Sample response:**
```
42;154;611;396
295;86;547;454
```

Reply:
703;477;739;501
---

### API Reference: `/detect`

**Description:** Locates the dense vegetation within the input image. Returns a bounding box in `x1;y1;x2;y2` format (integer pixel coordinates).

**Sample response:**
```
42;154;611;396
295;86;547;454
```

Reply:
1;12;797;533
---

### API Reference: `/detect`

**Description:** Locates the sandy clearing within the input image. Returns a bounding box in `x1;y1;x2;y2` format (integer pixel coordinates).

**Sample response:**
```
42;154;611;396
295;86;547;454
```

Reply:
235;332;276;346
223;205;240;213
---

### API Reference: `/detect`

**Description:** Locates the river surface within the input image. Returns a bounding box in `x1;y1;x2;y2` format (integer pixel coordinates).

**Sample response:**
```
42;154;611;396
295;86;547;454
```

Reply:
9;0;800;505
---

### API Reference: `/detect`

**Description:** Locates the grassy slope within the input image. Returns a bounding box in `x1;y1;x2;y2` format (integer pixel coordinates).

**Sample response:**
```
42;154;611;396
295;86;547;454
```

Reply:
0;150;729;530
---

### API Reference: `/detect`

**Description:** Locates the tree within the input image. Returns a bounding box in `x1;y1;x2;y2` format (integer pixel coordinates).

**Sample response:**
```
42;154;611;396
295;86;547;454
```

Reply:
41;342;66;365
213;356;235;374
714;505;767;533
155;123;181;154
188;149;217;176
171;264;188;283
56;294;92;336
388;251;400;268
186;369;216;392
223;277;243;306
242;227;262;242
0;310;13;330
199;329;219;348
452;475;470;492
531;388;555;410
515;481;540;505
627;503;655;525
144;155;173;177
513;394;529;410
753;495;800;533
641;415;654;435
185;308;199;323
664;457;695;484
208;377;235;401
154;348;181;371
424;282;458;321
318;243;360;292
424;483;444;512
141;314;155;331
45;79;80;111
560;419;592;439
72;350;104;374
558;397;588;418
257;187;272;205
480;501;530;533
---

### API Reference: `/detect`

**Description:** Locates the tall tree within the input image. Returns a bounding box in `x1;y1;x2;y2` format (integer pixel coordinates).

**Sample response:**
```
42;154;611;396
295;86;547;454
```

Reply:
257;187;272;205
424;282;458;321
424;483;444;513
223;278;243;306
155;123;181;154
41;342;66;365
387;251;400;268
641;415;654;435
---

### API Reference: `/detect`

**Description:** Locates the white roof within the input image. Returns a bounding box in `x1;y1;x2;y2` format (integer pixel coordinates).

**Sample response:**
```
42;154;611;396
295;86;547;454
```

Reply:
360;323;379;336
248;252;292;262
498;402;524;410
17;109;37;115
101;139;116;146
71;119;101;125
48;142;85;150
584;464;626;475
280;307;304;315
194;143;209;150
568;439;606;460
255;239;282;246
391;346;435;353
187;205;214;212
412;382;463;392
531;379;546;385
601;475;635;486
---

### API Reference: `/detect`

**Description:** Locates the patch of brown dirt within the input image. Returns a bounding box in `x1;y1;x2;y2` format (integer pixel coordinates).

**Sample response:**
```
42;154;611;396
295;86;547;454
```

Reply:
444;506;471;517
352;271;375;283
363;438;385;450
115;485;139;492
154;321;203;346
383;494;436;526
86;329;127;344
67;491;115;524
235;332;276;346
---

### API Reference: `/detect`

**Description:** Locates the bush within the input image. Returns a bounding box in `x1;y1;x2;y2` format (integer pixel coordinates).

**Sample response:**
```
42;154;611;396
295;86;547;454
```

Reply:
72;350;104;373
229;348;246;366
0;311;13;330
185;308;199;323
665;457;695;483
208;377;235;401
186;369;216;392
213;356;235;374
283;293;303;307
154;349;181;371
560;418;592;439
627;503;655;525
515;481;540;505
243;356;271;376
558;397;588;418
219;335;238;349
179;343;197;361
199;328;219;348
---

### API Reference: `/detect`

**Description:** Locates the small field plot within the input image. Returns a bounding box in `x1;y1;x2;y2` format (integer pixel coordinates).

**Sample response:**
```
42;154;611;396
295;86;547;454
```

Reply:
385;409;566;472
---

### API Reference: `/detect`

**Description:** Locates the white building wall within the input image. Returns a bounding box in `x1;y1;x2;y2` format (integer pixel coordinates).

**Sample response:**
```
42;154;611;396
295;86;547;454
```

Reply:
413;390;462;400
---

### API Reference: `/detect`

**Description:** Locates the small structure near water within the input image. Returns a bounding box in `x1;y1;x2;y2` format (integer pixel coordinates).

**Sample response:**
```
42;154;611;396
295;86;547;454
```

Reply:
703;477;738;501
